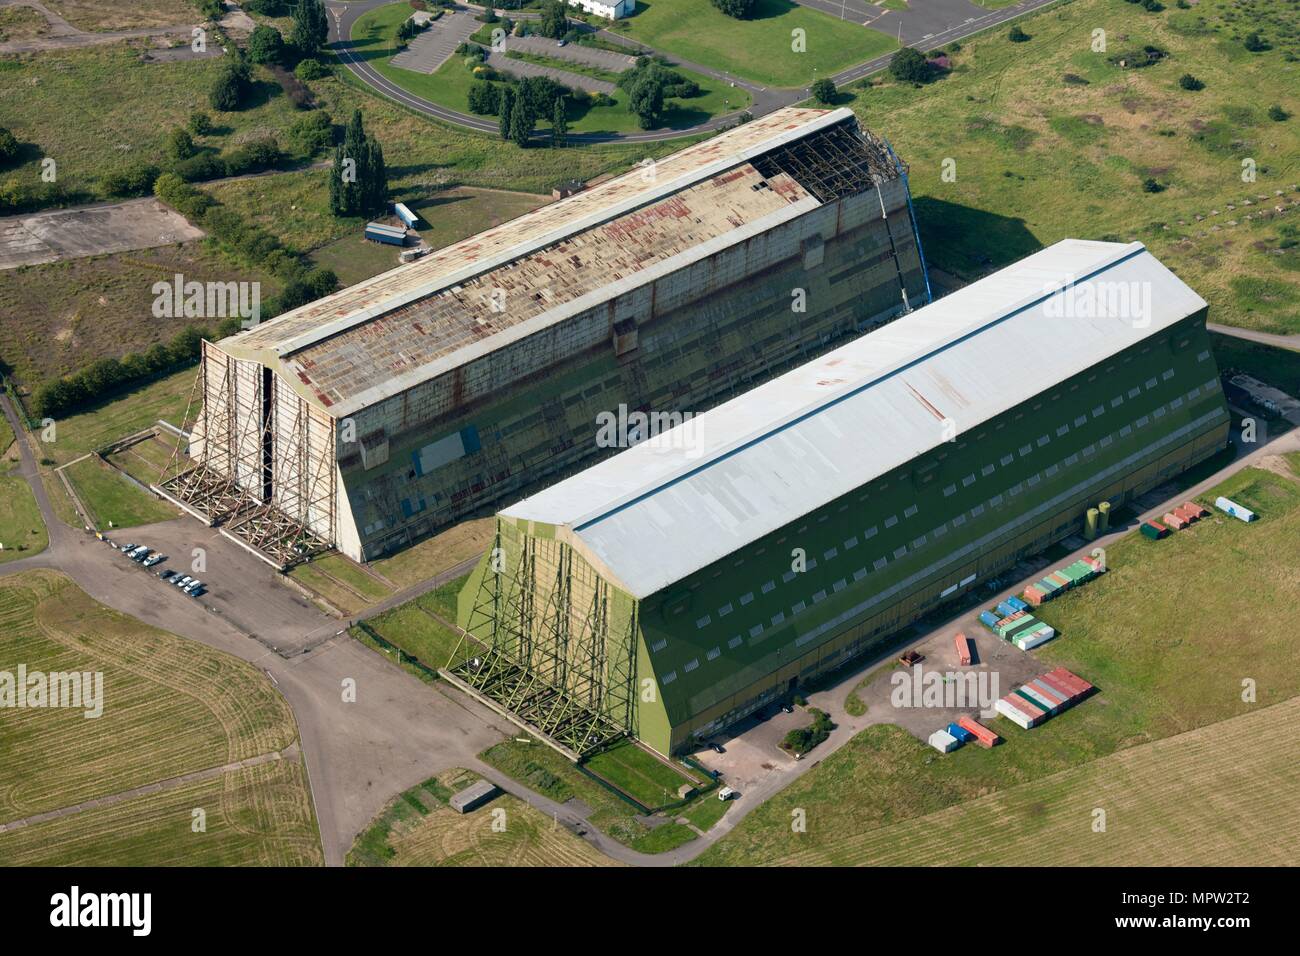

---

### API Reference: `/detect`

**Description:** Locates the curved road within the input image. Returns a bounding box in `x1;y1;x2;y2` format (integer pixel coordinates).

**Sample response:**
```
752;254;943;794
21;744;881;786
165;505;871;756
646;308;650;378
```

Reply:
326;0;1065;143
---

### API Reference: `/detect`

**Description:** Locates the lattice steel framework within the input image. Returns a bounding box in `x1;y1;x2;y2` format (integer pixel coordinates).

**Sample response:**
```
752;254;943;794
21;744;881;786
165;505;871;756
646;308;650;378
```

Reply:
158;341;336;567
449;528;637;758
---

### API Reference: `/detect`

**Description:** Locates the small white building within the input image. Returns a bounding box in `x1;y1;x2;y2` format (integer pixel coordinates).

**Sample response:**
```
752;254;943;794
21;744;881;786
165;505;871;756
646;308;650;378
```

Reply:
567;0;634;21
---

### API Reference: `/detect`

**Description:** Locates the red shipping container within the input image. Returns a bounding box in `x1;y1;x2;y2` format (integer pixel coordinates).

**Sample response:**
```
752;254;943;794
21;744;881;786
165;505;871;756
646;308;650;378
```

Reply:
1025;679;1067;708
1023;585;1046;606
955;632;973;666
1005;692;1047;720
1163;512;1187;530
1036;672;1079;702
1050;667;1094;697
957;715;1002;748
1048;571;1071;588
1182;501;1209;518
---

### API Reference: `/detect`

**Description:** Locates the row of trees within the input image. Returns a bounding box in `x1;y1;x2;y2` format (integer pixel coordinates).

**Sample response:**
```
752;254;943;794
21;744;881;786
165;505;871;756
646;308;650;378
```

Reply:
329;111;388;217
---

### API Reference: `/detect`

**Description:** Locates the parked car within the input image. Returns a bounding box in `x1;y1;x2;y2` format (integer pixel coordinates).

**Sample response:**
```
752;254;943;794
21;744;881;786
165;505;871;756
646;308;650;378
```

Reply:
174;576;193;589
120;542;136;553
718;786;738;801
158;570;175;581
131;549;151;562
187;585;206;598
184;579;203;594
142;553;165;567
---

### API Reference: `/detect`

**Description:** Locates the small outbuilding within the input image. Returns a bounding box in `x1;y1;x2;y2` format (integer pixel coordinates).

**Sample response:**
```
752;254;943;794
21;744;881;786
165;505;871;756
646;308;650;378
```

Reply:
449;779;500;814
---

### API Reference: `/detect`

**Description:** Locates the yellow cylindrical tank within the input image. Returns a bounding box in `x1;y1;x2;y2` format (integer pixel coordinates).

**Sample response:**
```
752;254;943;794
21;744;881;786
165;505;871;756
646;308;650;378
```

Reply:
1098;500;1111;532
1085;507;1100;540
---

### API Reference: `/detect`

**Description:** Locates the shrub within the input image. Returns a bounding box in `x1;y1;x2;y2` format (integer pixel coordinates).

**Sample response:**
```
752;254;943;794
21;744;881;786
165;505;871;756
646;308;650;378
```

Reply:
294;58;329;81
187;111;213;136
0;127;19;166
536;0;567;39
172;152;227;183
249;25;285;64
209;57;252;111
1178;73;1204;91
810;77;837;104
166;127;196;161
1268;104;1290;122
223;137;282;176
244;0;290;12
889;47;931;84
1142;177;1164;193
711;0;757;18
781;708;835;755
289;110;334;154
100;162;159;197
1243;32;1268;52
1008;25;1030;42
1142;0;1164;11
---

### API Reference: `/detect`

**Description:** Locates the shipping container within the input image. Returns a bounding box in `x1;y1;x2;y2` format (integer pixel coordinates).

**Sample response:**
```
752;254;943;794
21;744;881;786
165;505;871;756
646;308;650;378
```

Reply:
979;610;1001;630
1029;681;1071;712
947;722;974;743
1163;512;1187;530
1036;672;1078;701
995;698;1035;729
1023;585;1046;606
957;715;1002;747
1183;501;1209;518
1006;595;1029;612
364;222;408;246
1017;684;1058;713
955;632;973;666
1010;690;1048;719
1048;571;1072;588
1140;521;1166;540
1050;667;1094;697
929;729;960;753
996;600;1020;618
1015;627;1056;651
1215;496;1257;522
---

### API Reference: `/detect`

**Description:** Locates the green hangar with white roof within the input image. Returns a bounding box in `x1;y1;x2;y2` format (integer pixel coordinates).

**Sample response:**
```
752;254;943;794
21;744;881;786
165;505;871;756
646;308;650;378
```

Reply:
449;239;1231;758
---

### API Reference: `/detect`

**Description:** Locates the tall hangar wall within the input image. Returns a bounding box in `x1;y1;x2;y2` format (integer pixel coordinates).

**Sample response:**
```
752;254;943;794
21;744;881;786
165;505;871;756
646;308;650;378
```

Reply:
457;240;1231;758
173;107;929;565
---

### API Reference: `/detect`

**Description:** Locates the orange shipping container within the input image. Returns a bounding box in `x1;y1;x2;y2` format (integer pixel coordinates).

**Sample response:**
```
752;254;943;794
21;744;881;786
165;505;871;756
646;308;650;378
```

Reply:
957;715;1001;748
955;632;973;666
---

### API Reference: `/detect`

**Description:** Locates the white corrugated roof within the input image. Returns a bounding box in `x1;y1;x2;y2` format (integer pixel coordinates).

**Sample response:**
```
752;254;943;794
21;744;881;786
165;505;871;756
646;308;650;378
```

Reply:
501;240;1207;598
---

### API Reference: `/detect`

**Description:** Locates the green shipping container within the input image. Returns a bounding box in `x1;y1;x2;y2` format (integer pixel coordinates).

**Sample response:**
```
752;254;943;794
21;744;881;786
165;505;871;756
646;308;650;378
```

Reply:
1037;577;1061;594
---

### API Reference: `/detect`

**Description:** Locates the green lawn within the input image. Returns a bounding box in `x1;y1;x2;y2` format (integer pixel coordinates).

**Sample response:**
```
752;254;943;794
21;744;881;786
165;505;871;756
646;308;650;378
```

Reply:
696;464;1300;865
63;456;177;530
352;2;750;136
354;575;469;669
615;0;897;88
583;739;697;808
34;367;197;466
0;473;46;562
844;0;1300;334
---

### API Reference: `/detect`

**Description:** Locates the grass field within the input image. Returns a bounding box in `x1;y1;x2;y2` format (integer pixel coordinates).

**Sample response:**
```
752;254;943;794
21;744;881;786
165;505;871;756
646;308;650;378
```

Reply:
348;767;619;866
845;0;1300;334
0;473;46;562
291;552;396;615
354;574;468;669
0;570;321;865
0;243;279;388
0;5;49;42
307;187;549;287
353;2;750;137
63;455;178;529
616;0;898;88
733;697;1300;866
366;516;495;588
695;463;1300;865
0;759;321;866
43;0;197;33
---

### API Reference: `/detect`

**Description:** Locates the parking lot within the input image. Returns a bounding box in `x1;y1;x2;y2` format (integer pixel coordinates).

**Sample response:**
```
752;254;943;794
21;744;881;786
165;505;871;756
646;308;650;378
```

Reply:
93;517;338;657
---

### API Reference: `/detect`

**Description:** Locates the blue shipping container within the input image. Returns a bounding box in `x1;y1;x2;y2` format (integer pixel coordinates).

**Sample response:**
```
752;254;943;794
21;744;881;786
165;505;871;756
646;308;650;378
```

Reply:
979;610;1000;629
1007;595;1029;612
947;722;974;742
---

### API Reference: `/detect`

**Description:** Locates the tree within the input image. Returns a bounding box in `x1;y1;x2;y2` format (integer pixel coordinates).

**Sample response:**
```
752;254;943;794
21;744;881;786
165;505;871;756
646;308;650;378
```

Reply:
498;86;516;141
166;128;197;161
468;80;501;115
187;111;213;135
1178;73;1204;91
249;25;286;64
508;96;534;148
1242;32;1267;52
292;0;329;58
209;54;252;111
551;98;567;148
1268;104;1290;122
629;72;664;129
889;46;931;84
330;110;387;216
710;0;757;18
537;0;567;39
1008;25;1029;42
810;77;836;104
295;58;329;81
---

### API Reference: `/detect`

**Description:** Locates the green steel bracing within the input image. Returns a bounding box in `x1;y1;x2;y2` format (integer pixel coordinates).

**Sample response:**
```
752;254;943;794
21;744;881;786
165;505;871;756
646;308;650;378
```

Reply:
449;530;636;757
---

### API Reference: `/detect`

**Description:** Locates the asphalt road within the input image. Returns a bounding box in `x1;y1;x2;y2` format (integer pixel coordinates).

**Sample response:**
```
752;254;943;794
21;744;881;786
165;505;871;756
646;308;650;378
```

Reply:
325;0;1066;143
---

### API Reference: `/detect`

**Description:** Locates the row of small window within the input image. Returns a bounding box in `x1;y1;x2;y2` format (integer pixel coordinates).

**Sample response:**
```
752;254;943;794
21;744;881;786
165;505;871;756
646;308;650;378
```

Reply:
678;377;1220;650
